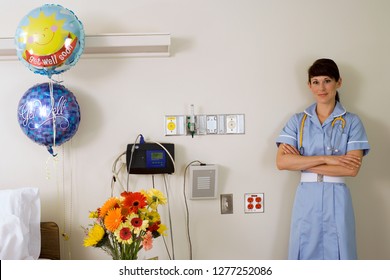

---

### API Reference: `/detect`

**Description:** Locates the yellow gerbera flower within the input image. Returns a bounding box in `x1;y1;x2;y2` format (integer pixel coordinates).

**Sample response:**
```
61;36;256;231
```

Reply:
104;208;122;232
157;223;168;236
145;211;160;223
150;189;167;204
83;224;105;247
142;189;167;209
89;211;98;218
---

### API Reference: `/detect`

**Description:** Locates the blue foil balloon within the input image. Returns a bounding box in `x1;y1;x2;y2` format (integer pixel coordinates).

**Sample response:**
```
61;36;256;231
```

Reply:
17;83;81;155
15;4;85;77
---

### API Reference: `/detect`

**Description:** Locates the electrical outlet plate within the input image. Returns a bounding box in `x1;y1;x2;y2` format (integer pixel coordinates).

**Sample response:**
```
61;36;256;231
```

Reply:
244;193;264;213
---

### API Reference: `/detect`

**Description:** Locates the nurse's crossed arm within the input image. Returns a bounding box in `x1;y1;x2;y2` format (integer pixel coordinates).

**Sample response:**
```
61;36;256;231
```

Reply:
276;143;362;177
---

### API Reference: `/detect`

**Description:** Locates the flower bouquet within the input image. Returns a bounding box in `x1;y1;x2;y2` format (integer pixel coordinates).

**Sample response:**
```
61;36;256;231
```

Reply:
83;189;167;260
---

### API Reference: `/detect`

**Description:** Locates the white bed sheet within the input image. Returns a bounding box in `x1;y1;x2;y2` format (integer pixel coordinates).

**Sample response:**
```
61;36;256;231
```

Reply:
0;187;41;260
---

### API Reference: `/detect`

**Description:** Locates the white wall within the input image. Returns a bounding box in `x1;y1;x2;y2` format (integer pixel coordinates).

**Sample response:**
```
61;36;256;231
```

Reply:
1;0;389;260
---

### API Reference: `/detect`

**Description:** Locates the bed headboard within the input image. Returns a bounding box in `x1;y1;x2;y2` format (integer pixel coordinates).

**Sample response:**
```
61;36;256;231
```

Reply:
39;222;60;260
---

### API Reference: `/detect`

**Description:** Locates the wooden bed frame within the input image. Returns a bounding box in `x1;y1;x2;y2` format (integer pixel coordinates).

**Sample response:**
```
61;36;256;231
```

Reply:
39;222;60;260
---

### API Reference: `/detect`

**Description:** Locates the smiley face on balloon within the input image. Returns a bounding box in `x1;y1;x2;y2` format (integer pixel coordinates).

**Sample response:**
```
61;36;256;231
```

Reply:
23;12;68;56
15;4;85;77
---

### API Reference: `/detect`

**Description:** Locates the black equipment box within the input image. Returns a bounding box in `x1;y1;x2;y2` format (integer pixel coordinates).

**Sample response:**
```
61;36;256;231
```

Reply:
126;143;175;174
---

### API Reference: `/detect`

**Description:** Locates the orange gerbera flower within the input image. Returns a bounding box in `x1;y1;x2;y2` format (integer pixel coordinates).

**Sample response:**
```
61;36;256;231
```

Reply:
99;197;120;218
121;191;147;213
104;208;122;232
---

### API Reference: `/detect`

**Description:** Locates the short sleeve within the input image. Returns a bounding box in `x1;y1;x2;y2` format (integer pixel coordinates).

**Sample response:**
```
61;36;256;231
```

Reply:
276;113;301;148
347;114;370;156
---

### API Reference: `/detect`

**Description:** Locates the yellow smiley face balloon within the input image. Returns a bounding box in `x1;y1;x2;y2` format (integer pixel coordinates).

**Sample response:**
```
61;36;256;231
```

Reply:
15;4;85;77
23;12;67;56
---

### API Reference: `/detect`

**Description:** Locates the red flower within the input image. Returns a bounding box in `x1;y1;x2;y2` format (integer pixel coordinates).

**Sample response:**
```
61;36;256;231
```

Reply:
147;222;160;232
131;217;143;228
119;227;132;241
121;192;147;213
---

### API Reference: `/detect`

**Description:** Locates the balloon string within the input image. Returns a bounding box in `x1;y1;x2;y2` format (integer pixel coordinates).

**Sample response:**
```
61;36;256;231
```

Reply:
49;80;57;152
62;142;73;260
49;74;64;84
45;153;59;180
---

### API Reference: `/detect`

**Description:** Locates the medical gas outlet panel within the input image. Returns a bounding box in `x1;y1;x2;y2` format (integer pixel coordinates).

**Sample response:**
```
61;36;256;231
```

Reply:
165;114;245;136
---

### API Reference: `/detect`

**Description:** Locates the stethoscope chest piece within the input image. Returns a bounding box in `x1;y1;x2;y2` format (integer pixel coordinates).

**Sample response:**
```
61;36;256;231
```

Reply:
327;116;346;154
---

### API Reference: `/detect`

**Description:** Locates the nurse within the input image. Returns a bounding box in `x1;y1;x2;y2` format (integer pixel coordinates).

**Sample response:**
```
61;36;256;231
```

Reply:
276;58;370;260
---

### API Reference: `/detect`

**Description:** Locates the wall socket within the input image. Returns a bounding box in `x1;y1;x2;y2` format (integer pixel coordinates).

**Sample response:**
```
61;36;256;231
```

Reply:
244;193;264;213
220;194;233;214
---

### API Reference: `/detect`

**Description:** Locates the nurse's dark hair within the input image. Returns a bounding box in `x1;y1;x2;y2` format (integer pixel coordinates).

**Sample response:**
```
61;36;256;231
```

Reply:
308;58;340;102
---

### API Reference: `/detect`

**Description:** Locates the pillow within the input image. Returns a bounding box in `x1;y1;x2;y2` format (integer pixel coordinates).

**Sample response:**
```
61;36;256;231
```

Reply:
0;187;41;260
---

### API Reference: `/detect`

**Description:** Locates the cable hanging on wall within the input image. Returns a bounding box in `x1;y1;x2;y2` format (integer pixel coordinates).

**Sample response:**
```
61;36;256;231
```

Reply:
110;134;176;260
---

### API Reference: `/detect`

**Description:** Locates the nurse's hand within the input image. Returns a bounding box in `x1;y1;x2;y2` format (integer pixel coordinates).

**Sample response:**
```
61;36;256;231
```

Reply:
280;144;300;155
326;154;362;169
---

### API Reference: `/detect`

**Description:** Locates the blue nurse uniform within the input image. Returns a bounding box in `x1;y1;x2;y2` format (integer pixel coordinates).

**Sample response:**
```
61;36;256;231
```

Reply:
276;102;370;260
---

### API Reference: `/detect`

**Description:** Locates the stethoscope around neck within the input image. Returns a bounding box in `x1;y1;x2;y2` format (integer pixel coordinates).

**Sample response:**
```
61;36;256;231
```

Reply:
299;114;346;155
